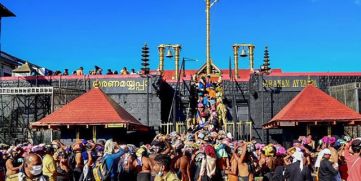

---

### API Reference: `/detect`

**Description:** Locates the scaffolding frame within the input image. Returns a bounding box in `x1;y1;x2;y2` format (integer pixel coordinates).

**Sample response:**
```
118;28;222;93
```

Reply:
329;82;361;112
0;77;86;144
329;82;361;137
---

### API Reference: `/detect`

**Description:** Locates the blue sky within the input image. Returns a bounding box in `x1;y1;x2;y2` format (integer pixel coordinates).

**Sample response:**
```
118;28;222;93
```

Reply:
1;0;361;73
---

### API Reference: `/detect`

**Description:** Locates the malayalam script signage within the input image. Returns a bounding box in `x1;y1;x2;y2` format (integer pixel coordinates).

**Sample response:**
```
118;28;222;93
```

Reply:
91;78;148;94
259;76;319;91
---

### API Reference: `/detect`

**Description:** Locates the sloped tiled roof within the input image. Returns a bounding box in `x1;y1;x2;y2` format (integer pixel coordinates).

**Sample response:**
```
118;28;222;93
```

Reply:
263;84;361;128
32;87;148;131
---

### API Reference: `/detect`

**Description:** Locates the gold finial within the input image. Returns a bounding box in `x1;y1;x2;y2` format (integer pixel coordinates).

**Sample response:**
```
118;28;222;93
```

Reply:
307;75;313;85
94;80;100;88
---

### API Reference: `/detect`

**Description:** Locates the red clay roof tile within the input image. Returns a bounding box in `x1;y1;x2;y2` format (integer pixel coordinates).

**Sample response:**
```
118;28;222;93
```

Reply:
264;84;361;128
32;88;148;131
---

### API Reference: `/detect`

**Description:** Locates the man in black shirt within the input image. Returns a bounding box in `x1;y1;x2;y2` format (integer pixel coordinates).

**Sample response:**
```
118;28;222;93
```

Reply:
284;151;313;181
318;148;338;181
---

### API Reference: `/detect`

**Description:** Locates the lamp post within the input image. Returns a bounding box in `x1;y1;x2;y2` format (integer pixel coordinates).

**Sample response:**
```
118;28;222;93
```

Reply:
232;43;255;78
182;57;199;78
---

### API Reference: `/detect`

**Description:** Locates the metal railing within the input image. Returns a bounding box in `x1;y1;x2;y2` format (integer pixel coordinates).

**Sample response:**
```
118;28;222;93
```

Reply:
0;87;54;95
160;122;174;135
160;121;252;141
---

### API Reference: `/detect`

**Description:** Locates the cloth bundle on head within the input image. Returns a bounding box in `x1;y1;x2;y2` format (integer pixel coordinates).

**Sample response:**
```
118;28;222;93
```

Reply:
329;137;336;145
222;138;231;146
343;135;351;142
182;145;194;154
95;145;104;152
136;146;147;158
6;146;16;154
215;144;228;158
31;144;45;153
191;143;200;150
150;145;161;154
247;143;255;153
151;139;161;146
255;143;265;150
315;148;330;168
170;131;178;138
334;139;346;148
263;145;275;157
22;144;32;152
0;143;9;150
218;130;226;136
276;146;286;156
173;140;184;150
81;139;87;145
321;136;336;145
293;140;302;147
187;134;195;142
126;144;136;154
322;136;329;144
226;132;233;140
104;139;114;155
204;145;216;158
292;151;304;171
298;136;308;145
119;145;127;150
318;139;323;146
210;132;218;138
198;133;205;140
323;148;331;155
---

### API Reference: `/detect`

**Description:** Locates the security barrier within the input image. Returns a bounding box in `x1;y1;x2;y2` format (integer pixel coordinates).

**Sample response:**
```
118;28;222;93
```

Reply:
160;121;253;141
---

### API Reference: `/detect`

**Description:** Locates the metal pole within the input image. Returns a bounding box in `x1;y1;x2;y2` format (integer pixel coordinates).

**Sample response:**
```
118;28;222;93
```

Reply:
92;126;97;142
183;58;186;77
174;45;181;80
355;85;359;113
158;45;165;72
173;89;177;126
306;125;311;135
50;128;53;142
232;73;238;137
51;91;54;113
249;45;255;72
147;76;150;126
76;127;80;140
356;86;360;136
249;122;252;141
206;0;211;75
233;45;239;78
